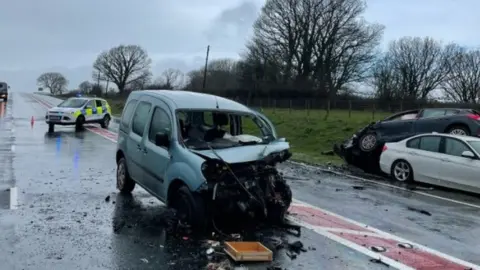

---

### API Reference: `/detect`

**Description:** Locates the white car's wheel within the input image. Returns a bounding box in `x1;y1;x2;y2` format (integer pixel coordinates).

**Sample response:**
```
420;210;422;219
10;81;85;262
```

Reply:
391;160;413;182
359;133;377;152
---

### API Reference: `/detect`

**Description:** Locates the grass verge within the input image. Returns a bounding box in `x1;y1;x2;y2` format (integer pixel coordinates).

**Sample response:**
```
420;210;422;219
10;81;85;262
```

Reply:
107;98;391;166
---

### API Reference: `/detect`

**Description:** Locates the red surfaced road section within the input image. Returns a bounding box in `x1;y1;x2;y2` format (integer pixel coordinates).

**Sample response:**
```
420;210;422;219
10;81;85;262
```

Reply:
32;94;476;270
289;205;371;232
289;203;473;270
331;232;468;270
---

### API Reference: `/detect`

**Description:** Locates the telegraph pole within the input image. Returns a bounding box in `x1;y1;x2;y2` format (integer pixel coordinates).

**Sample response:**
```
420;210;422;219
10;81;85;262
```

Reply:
202;45;210;91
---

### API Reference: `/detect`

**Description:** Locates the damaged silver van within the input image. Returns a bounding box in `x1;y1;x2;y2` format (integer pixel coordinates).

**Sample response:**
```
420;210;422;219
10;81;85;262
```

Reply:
115;90;292;229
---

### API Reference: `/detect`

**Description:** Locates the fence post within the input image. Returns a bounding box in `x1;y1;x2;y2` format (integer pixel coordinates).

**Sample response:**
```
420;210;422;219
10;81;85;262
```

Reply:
324;100;330;120
305;100;309;116
372;104;376;119
289;99;292;114
348;100;352;118
273;99;276;113
400;101;403;111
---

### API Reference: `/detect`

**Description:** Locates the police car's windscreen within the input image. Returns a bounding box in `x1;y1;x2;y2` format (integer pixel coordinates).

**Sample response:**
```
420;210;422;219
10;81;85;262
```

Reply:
58;98;88;108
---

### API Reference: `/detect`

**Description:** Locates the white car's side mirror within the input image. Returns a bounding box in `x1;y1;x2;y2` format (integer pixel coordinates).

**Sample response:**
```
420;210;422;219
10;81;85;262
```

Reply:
461;150;475;159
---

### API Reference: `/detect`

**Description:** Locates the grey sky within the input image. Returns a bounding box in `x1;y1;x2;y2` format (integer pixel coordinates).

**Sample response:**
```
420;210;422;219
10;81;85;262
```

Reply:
1;0;480;92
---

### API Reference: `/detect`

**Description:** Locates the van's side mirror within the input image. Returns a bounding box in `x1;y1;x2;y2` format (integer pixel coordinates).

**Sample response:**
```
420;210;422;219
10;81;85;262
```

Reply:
155;132;170;148
461;150;475;159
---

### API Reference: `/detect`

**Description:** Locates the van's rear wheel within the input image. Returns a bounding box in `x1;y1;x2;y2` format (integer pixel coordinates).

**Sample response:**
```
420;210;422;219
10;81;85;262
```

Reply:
116;157;135;193
48;124;54;133
170;186;207;231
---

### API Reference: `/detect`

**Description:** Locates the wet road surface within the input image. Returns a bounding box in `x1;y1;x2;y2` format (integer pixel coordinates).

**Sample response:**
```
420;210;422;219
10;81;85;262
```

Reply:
0;92;479;269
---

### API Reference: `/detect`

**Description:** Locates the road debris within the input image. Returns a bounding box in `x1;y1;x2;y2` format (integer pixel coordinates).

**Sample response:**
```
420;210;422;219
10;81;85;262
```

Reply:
140;258;149;263
352;186;365;190
206;259;232;270
370;258;389;267
321;150;334;156
104;195;110;202
224;241;273;262
407;206;432;216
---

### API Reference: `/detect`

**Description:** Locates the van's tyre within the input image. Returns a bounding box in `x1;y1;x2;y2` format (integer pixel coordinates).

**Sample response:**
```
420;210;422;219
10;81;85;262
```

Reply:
75;115;85;131
116;157;135;193
101;115;110;129
170;186;208;232
48;124;54;133
267;179;292;224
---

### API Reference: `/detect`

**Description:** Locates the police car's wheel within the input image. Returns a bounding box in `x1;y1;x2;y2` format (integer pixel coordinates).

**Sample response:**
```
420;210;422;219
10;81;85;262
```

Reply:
116;157;135;193
101;115;110;129
75;115;85;130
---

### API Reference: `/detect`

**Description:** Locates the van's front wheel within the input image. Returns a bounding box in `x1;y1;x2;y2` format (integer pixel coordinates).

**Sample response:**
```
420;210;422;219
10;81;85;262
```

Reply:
170;186;207;232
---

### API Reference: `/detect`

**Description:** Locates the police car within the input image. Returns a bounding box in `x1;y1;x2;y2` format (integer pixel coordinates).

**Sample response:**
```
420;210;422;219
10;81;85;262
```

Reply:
46;96;112;132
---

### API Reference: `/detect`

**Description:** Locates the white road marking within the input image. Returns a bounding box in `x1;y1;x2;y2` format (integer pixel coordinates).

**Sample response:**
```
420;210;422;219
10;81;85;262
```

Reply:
291;199;480;270
9;186;18;210
290;160;480;210
287;215;415;270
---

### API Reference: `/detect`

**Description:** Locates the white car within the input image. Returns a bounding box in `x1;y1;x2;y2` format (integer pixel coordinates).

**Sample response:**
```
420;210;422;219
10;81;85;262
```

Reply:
379;133;480;193
46;97;112;132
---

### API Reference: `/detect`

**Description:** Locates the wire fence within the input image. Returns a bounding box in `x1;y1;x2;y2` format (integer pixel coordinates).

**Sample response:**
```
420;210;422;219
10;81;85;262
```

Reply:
228;97;480;116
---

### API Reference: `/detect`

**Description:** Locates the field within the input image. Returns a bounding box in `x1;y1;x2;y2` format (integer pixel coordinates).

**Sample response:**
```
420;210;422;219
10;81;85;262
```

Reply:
107;98;391;165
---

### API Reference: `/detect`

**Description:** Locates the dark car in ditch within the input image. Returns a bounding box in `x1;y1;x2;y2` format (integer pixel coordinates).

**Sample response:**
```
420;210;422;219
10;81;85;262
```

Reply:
334;108;480;172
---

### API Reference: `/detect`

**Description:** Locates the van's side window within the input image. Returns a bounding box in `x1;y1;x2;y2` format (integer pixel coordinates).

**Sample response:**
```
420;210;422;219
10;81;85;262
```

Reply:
131;102;152;136
121;99;138;128
148;107;172;144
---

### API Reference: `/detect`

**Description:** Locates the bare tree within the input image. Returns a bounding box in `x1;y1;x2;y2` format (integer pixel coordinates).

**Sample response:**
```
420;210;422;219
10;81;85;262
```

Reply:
370;54;401;101
386;37;450;100
155;68;184;89
78;81;92;94
37;72;68;95
249;0;383;97
93;44;152;93
441;44;480;103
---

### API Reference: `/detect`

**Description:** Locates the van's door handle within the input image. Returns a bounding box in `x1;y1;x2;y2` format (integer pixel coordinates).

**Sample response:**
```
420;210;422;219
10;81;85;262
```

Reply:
408;151;418;156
